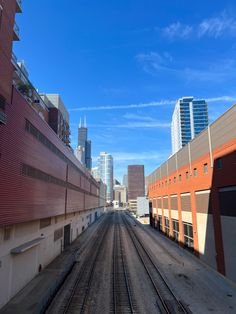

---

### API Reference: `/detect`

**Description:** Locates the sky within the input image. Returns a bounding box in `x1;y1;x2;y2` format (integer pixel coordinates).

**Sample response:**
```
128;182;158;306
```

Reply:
14;0;236;181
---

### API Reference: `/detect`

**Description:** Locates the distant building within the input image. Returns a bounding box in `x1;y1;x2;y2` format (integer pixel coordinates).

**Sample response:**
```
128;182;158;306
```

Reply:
96;178;107;207
91;167;99;179
137;197;149;217
122;174;128;187
128;165;145;211
114;185;127;206
40;94;70;146
171;96;208;154
98;152;114;203
76;118;92;170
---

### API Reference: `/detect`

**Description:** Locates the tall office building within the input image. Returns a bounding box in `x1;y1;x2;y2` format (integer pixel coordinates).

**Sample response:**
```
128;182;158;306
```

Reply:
98;152;114;203
76;118;92;170
171;97;208;154
122;174;128;187
128;165;145;211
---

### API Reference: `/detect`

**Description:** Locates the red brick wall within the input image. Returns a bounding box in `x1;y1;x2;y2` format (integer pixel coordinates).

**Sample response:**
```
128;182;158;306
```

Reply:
0;87;99;226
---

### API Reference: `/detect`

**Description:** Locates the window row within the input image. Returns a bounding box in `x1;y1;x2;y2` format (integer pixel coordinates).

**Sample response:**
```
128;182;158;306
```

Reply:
154;216;194;250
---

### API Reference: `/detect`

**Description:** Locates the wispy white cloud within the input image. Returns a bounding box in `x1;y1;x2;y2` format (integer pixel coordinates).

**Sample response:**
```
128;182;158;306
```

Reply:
89;121;170;129
136;49;236;83
69;95;236;112
123;113;155;121
135;52;173;74
69;99;175;111
161;22;193;39
159;11;236;40
198;12;236;38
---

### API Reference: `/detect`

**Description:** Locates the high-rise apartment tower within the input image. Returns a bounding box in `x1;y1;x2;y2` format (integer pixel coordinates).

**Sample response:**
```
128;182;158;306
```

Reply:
76;118;92;170
171;97;208;154
98;152;113;203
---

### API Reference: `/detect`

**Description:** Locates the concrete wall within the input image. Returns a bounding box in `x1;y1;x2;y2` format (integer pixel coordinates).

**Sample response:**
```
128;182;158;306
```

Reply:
221;216;236;283
0;207;104;308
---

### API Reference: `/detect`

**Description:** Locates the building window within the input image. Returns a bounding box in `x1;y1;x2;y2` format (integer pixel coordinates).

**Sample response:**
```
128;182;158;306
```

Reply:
204;163;208;174
193;168;197;177
216;158;222;169
174;176;176;183
186;171;189;180
169;179;171;185
164;217;170;236
172;219;179;242
179;174;182;182
183;222;194;250
158;215;162;231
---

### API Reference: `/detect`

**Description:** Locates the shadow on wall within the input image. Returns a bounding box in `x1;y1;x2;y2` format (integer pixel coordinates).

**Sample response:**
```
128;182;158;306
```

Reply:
150;150;236;282
202;151;236;280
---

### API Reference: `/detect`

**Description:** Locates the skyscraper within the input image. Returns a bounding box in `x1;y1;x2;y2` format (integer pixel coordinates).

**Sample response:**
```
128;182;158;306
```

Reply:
171;97;208;154
128;165;145;211
76;118;92;170
98;152;113;203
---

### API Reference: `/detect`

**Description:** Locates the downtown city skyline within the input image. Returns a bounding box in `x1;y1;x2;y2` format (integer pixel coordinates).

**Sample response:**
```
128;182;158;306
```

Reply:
13;0;236;180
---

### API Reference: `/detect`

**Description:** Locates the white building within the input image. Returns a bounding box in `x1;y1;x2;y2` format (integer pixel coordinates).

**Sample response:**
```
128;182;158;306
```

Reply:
98;152;114;203
137;197;149;217
171;97;208;154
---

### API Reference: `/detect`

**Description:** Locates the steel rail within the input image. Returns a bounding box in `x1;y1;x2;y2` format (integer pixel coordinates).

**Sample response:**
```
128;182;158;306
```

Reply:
122;214;191;314
63;214;112;314
112;213;135;313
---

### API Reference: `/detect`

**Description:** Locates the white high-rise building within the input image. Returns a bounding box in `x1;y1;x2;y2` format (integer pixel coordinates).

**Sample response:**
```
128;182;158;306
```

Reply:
171;97;208;154
98;152;114;203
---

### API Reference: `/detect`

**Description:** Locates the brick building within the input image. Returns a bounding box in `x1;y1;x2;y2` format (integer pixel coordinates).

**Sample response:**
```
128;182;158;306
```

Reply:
128;165;145;211
147;105;236;283
0;1;104;308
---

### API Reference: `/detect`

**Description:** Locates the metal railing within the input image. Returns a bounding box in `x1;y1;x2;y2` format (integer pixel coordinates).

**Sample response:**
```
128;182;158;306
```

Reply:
16;0;22;13
13;22;20;39
12;53;48;111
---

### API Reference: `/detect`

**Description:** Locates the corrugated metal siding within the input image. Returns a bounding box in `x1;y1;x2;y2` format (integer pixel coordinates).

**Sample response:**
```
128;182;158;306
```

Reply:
177;145;189;169
180;194;191;211
163;197;168;209
191;129;209;161
170;196;178;211
211;105;236;150
168;155;176;175
196;192;211;214
0;88;99;226
161;162;168;177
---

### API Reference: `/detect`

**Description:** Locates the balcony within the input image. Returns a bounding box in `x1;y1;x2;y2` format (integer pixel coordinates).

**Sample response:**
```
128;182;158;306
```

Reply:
13;22;20;41
0;111;7;125
16;0;22;13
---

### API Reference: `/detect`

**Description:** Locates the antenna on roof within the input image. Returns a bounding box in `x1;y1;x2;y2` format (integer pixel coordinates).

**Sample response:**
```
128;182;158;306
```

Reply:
84;115;87;128
79;117;82;128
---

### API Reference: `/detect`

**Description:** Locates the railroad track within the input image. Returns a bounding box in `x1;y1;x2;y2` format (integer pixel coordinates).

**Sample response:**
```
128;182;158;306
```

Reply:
112;213;135;314
60;213;112;314
121;213;192;314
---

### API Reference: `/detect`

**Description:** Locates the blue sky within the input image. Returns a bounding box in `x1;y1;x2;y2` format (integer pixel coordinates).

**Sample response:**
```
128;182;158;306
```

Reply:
14;0;236;181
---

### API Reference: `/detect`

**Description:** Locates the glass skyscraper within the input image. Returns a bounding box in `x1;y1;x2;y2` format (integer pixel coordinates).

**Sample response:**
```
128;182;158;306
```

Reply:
171;97;208;154
76;118;92;170
98;152;113;203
